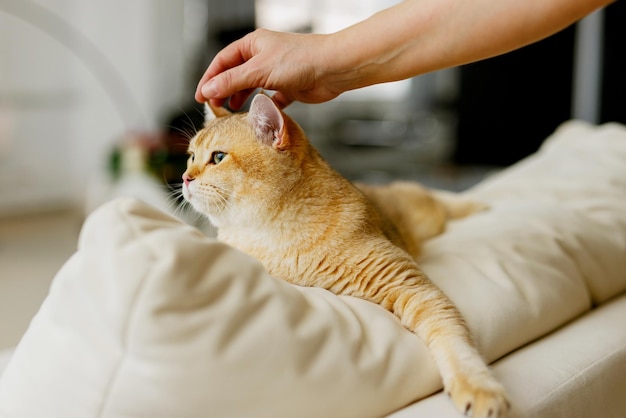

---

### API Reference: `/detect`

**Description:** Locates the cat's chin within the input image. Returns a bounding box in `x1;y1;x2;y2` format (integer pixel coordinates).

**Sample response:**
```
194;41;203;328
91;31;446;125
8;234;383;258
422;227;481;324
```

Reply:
181;189;203;219
182;186;204;214
181;184;193;202
186;200;216;225
183;196;225;229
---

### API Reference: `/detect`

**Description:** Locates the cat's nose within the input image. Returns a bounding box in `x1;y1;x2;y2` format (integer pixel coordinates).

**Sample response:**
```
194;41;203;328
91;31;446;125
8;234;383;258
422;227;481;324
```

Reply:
182;173;195;186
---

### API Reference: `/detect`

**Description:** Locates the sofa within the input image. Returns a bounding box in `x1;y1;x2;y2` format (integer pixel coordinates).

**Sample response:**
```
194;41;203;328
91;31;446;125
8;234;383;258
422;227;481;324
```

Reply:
1;120;625;418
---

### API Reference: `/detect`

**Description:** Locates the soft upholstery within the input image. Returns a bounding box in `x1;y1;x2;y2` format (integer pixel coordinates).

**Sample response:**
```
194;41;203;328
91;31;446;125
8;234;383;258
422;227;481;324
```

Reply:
1;120;625;418
0;199;430;418
426;121;626;360
389;293;626;418
0;350;11;379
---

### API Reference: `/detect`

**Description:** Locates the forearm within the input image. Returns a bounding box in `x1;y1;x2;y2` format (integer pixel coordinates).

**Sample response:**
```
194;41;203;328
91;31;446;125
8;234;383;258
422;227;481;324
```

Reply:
325;0;614;91
196;0;613;107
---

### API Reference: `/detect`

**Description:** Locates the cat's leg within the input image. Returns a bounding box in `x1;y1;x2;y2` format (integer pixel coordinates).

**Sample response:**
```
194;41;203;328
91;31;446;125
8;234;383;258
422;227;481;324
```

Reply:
388;274;510;418
346;246;510;418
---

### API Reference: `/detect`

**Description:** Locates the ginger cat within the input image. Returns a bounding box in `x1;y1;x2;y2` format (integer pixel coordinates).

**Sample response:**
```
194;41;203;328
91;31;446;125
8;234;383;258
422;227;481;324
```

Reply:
182;94;510;418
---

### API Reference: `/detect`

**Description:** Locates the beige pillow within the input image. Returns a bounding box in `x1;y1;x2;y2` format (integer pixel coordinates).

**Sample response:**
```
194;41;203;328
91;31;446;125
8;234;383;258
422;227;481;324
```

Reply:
0;198;432;418
1;120;626;417
0;350;11;378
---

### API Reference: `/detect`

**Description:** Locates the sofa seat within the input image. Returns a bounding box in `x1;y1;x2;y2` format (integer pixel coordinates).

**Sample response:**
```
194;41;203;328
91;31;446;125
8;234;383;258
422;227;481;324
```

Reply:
390;292;626;417
1;121;625;418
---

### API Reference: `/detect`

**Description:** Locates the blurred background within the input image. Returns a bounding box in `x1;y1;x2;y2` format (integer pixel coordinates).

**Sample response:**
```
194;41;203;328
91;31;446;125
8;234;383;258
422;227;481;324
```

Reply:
0;0;624;348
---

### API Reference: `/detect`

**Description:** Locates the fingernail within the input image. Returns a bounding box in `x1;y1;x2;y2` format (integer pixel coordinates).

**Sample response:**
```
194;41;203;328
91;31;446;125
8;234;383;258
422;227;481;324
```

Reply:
201;80;218;98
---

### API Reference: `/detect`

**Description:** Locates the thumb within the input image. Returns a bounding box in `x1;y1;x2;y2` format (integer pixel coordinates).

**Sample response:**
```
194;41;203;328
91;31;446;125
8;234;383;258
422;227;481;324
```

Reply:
271;91;294;109
198;78;221;101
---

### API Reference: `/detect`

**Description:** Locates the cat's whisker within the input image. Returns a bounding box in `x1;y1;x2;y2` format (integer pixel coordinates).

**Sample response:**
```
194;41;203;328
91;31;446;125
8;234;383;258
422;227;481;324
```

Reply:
167;197;187;220
213;185;237;211
170;106;201;139
165;181;183;193
165;187;184;202
190;105;206;120
182;109;201;136
204;187;229;213
164;182;195;222
166;125;195;143
167;110;198;140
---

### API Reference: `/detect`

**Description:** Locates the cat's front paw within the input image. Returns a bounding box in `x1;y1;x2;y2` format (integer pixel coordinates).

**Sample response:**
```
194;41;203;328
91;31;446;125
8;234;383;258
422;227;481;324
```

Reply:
445;373;510;418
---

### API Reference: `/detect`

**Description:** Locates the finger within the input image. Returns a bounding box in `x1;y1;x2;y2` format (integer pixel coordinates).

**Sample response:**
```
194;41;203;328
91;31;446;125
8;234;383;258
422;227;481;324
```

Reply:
228;88;257;110
195;35;256;102
195;84;209;103
197;41;247;85
198;69;247;104
199;56;273;107
271;92;294;109
209;97;228;108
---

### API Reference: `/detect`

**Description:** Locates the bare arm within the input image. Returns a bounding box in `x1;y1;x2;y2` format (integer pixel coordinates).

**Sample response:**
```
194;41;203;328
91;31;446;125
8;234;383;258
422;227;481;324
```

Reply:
196;0;614;109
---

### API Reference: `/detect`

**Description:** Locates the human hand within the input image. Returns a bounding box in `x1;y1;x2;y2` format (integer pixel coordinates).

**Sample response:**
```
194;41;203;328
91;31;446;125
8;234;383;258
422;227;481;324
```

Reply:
196;0;614;110
195;29;346;109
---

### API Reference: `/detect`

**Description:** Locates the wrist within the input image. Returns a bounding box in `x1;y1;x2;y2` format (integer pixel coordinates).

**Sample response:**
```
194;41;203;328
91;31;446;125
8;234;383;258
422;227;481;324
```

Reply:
320;2;428;92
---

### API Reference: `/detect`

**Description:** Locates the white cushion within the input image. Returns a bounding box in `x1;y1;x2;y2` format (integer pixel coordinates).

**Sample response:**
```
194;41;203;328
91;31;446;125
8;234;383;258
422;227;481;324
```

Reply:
468;121;626;305
0;350;12;378
446;121;626;359
0;199;431;418
1;120;626;417
389;293;626;418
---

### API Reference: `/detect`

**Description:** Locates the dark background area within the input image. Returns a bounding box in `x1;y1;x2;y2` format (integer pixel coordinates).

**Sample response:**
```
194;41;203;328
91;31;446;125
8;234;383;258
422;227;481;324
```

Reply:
453;1;625;166
163;0;625;191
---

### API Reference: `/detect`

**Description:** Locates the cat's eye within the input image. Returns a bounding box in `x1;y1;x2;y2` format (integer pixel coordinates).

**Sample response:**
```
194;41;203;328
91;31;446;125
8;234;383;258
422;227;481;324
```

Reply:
211;151;227;165
188;151;195;162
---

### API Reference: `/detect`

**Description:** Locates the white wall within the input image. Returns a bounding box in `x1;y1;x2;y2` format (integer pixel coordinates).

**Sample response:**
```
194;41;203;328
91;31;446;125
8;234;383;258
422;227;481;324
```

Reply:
0;0;189;215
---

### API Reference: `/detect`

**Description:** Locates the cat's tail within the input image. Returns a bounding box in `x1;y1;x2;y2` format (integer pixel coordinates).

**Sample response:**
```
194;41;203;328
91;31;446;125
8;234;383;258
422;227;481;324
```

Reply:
431;190;489;220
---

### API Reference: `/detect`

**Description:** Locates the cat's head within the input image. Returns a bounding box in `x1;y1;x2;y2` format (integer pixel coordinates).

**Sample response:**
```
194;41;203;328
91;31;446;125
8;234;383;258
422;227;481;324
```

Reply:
182;94;310;228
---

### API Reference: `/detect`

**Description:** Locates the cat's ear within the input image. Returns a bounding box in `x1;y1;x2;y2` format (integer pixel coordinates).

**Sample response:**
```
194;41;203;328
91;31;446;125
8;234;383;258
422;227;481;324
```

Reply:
247;94;288;150
204;103;230;125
